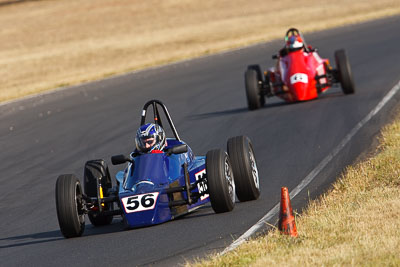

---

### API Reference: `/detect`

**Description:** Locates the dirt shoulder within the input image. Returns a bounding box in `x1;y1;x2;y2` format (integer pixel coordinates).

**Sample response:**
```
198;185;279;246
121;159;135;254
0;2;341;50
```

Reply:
1;0;400;103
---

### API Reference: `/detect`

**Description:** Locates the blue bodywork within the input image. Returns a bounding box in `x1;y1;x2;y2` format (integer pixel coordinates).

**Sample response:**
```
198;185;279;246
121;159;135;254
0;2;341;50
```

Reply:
116;139;209;228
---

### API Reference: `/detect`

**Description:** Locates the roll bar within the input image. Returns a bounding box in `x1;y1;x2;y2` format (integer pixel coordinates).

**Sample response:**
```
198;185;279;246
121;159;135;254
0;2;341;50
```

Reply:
140;100;181;141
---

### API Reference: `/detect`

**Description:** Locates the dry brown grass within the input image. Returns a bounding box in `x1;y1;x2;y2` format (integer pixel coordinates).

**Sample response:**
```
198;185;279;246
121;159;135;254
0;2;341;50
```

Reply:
189;119;400;266
1;0;400;103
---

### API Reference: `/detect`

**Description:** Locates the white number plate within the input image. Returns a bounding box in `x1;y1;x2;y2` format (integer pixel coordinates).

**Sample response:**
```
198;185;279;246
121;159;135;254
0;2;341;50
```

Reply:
121;192;159;213
290;73;308;84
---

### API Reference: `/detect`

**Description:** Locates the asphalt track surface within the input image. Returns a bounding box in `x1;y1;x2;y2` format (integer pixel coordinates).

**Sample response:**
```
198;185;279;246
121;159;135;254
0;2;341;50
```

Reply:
1;16;400;267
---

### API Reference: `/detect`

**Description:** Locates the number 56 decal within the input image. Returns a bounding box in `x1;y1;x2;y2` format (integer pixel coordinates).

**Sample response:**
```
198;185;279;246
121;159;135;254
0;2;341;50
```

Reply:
121;192;159;213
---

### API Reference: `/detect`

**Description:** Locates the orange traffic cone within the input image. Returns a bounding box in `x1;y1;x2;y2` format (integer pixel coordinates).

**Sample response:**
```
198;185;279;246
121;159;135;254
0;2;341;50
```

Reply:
278;187;298;237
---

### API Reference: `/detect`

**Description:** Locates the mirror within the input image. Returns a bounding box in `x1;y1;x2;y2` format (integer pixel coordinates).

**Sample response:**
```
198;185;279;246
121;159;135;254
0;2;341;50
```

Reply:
111;154;132;165
172;144;188;154
167;144;188;155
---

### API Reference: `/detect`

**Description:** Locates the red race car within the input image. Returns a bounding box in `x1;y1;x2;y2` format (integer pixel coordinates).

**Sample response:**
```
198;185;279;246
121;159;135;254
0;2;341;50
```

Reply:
244;28;355;110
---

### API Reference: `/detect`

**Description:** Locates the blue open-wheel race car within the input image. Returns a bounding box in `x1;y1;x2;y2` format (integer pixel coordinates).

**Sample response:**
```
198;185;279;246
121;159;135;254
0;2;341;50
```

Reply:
55;100;260;238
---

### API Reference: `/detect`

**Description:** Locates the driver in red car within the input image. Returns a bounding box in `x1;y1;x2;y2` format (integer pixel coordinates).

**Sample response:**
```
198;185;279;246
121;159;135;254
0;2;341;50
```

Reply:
135;123;167;154
282;30;316;56
279;34;306;57
286;35;305;52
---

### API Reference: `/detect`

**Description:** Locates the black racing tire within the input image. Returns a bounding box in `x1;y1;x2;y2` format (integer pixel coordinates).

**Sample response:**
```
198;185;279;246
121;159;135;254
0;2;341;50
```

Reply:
55;174;85;238
206;149;235;213
335;49;355;95
245;68;263;110
248;64;263;82
248;65;266;107
227;136;260;201
84;159;113;226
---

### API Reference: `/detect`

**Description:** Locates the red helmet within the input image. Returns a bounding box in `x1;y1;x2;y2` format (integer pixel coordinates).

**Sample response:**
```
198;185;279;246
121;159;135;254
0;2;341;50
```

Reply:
286;35;304;51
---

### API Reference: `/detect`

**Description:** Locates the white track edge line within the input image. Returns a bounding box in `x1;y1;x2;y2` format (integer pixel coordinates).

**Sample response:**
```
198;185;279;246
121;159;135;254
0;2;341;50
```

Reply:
221;80;400;255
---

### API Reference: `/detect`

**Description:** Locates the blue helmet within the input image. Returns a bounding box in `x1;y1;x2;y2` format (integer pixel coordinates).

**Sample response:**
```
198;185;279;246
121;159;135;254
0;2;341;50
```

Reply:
135;123;166;153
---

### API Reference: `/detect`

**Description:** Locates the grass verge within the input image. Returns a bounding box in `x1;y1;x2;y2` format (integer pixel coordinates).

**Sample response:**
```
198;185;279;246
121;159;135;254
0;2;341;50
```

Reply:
189;115;400;266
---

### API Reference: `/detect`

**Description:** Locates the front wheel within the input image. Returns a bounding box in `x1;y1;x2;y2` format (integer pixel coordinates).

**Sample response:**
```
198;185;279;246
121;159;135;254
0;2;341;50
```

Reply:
206;149;235;213
55;174;85;238
248;65;266;106
245;68;263;110
335;49;355;94
227;136;260;201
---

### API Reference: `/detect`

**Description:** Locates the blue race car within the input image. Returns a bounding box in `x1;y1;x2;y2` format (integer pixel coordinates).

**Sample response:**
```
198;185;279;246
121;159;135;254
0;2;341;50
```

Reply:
55;100;260;238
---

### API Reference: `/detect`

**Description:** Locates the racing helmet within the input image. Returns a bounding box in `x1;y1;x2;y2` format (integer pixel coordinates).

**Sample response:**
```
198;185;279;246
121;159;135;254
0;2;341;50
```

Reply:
286;35;304;52
135;123;166;153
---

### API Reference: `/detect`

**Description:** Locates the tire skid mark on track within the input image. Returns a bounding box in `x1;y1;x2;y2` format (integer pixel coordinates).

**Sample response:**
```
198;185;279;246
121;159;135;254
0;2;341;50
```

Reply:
222;79;400;254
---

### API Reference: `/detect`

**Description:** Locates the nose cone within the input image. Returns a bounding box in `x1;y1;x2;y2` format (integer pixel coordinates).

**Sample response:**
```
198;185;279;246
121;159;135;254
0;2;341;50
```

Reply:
120;191;171;228
289;73;317;101
292;82;309;100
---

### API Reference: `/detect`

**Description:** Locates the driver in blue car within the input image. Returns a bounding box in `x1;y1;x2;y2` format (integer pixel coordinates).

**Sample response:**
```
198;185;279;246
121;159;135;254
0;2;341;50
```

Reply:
135;123;167;154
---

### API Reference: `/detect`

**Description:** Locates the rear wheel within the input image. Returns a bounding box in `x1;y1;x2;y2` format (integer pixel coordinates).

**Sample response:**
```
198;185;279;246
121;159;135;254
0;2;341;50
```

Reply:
206;149;235;213
227;136;260;201
55;174;85;238
84;159;113;226
245;66;263;110
335;49;355;94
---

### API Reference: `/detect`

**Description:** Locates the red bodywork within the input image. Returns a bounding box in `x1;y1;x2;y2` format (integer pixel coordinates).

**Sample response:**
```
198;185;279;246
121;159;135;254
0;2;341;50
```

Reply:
244;28;355;110
270;50;330;102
